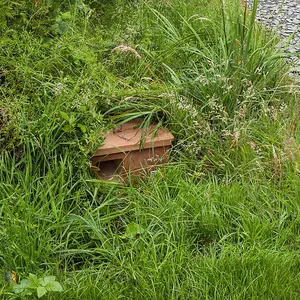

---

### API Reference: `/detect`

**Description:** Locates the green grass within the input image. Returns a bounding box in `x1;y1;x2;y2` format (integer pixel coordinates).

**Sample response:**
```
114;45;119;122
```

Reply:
0;0;299;299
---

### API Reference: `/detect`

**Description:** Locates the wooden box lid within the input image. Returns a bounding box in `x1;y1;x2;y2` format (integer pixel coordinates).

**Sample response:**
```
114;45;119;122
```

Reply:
94;119;174;156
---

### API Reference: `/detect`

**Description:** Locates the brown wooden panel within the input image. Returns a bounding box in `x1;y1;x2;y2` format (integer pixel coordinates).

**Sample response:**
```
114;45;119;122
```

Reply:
93;119;174;156
123;146;170;172
91;146;171;180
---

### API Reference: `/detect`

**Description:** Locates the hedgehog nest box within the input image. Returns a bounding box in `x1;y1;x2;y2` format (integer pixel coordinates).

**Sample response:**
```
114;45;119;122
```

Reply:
91;119;174;181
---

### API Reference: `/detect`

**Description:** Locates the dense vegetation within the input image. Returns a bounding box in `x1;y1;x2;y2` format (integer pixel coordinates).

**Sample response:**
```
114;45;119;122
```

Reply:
0;0;299;298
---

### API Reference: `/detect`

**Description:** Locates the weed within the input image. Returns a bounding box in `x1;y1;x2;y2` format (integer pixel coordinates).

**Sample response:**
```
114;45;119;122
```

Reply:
11;273;63;298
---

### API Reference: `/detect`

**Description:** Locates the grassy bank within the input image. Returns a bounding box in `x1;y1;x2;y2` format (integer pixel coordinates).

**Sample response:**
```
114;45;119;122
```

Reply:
0;0;299;298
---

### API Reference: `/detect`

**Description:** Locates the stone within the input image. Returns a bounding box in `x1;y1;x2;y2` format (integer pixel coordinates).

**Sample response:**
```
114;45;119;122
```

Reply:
247;0;300;82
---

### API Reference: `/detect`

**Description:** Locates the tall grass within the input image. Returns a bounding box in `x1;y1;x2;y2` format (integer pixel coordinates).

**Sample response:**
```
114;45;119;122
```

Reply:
0;0;299;298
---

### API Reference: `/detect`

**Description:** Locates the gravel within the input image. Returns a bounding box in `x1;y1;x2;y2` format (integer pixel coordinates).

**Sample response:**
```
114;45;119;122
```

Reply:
247;0;300;83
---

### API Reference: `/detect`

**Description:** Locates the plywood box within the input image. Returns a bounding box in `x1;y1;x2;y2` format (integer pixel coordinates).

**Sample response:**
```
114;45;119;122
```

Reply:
91;119;174;181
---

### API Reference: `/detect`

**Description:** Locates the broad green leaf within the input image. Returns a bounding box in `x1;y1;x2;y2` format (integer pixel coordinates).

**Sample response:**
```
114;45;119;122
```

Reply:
12;284;26;294
69;114;76;126
77;123;87;133
27;274;41;288
18;279;31;288
123;223;145;239
42;276;56;286
62;124;72;133
46;281;63;292
59;111;69;122
57;21;68;35
37;286;47;298
12;280;32;295
28;273;38;281
61;12;72;21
